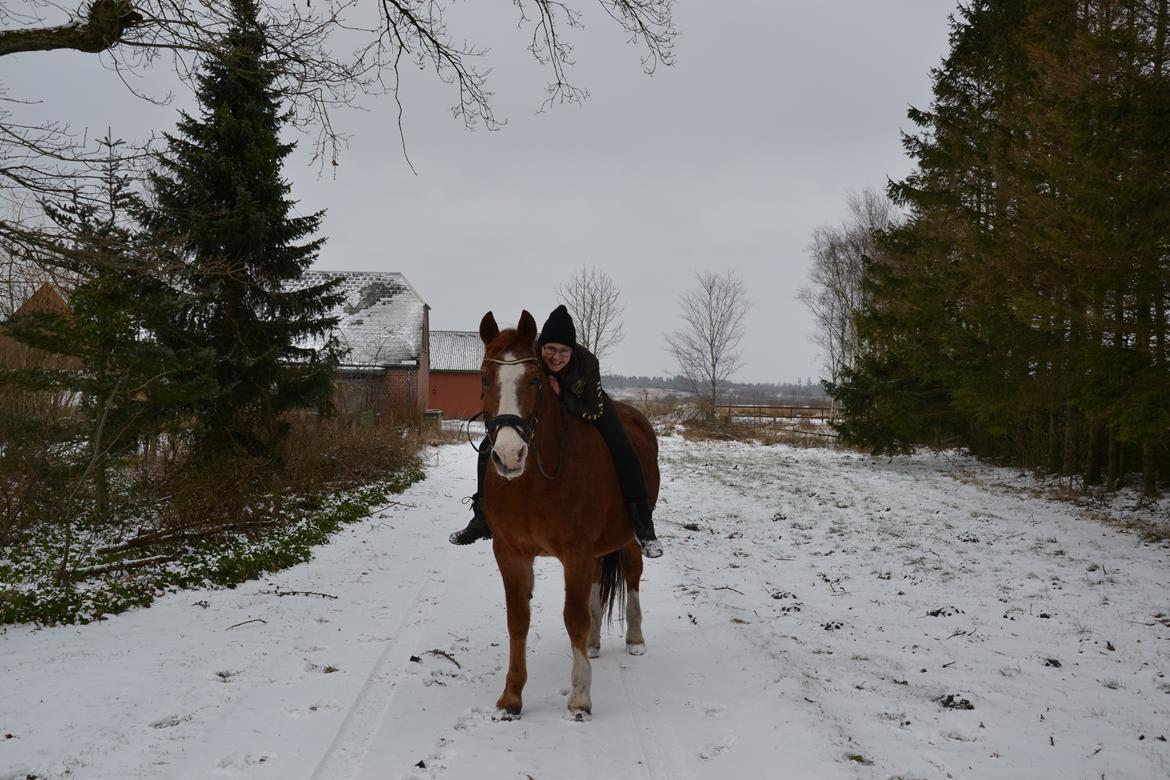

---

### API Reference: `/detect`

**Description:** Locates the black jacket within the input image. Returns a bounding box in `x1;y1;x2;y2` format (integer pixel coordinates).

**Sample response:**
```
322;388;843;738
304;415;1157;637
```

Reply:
555;344;605;421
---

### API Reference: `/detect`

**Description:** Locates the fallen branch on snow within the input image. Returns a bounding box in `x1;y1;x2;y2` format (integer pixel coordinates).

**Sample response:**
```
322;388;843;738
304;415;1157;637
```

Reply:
71;554;175;579
225;618;267;630
424;649;462;669
259;588;338;600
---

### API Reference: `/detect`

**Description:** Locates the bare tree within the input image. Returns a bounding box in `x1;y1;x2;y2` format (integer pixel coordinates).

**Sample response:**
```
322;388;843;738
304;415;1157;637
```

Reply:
2;0;676;287
665;269;749;412
1;0;676;155
557;265;625;362
798;189;898;386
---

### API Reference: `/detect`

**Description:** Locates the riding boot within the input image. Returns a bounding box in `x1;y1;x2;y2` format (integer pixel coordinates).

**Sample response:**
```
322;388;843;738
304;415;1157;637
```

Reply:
449;493;491;545
627;500;663;558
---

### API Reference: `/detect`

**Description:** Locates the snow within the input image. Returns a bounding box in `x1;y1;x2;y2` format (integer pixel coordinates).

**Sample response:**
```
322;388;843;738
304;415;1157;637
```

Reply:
429;332;484;373
3;437;1169;779
292;271;428;369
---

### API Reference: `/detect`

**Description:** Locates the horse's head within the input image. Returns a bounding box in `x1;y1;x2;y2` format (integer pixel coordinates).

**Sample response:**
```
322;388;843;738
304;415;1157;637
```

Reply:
479;310;544;479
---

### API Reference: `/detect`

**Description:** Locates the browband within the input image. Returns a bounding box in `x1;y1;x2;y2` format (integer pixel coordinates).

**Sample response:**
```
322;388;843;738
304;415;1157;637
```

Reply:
484;357;539;366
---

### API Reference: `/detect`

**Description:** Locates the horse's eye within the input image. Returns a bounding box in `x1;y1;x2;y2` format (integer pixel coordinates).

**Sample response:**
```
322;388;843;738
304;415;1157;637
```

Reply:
529;377;541;386
481;376;490;387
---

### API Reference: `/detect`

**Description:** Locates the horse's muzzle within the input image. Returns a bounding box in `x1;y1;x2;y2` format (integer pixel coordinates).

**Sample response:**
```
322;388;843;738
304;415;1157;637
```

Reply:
491;446;528;479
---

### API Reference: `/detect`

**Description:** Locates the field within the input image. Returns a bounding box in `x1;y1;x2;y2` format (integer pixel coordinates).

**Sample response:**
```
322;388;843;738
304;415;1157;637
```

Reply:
3;435;1169;779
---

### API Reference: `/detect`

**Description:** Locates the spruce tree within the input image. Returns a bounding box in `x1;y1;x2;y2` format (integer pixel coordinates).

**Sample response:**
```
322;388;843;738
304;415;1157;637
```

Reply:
832;0;1170;489
143;0;343;455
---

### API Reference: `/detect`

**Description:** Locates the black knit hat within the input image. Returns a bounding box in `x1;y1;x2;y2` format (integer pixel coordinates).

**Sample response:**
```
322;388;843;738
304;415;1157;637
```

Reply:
537;305;576;348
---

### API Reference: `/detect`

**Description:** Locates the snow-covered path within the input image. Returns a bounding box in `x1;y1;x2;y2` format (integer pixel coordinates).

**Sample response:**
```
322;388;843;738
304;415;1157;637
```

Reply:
3;438;1169;779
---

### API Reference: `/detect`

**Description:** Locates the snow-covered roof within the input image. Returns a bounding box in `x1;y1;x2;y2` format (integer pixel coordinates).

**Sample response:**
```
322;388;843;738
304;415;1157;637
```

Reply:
429;330;483;372
293;271;427;369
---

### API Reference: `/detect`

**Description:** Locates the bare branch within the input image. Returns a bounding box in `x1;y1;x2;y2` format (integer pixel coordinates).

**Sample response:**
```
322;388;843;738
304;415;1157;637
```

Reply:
799;189;899;385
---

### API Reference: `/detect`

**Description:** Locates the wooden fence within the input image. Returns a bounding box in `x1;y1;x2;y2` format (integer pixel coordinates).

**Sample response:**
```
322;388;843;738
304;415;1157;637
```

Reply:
715;404;835;422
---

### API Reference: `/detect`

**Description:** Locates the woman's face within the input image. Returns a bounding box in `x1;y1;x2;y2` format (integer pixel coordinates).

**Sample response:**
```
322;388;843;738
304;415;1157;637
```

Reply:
541;342;572;373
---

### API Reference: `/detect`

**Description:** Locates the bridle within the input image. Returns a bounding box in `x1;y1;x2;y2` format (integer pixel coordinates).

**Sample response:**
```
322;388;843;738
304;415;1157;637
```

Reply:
473;354;567;479
482;355;541;445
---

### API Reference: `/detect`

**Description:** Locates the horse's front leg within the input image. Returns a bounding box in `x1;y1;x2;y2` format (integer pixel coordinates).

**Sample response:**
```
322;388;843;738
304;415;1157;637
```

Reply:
494;546;534;719
563;558;595;720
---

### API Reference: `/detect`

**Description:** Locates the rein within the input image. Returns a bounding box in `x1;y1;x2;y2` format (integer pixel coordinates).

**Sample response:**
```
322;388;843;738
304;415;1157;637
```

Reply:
477;354;568;480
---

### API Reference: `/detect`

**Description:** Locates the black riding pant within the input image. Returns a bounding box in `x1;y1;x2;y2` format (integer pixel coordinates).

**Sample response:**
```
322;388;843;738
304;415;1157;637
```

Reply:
595;394;648;504
475;394;647;504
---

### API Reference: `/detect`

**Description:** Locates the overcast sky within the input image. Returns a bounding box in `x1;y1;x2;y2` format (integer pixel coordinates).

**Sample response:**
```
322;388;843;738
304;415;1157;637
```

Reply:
8;1;956;383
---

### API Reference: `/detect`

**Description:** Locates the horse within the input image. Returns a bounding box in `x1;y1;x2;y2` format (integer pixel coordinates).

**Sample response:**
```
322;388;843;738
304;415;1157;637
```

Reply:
477;310;660;721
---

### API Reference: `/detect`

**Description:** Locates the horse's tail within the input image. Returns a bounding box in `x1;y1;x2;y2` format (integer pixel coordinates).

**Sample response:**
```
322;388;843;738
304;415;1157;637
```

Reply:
597;549;628;624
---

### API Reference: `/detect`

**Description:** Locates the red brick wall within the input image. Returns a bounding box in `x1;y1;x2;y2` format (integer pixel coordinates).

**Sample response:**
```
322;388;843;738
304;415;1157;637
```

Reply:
378;369;423;422
332;368;426;425
429;372;482;418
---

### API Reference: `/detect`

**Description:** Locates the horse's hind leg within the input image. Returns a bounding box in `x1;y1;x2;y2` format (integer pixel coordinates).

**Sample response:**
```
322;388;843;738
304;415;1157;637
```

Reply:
494;548;534;718
624;540;646;655
563;559;595;719
588;573;602;659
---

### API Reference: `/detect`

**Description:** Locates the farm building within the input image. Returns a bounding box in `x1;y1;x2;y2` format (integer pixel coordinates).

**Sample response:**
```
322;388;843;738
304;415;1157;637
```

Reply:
3;274;435;425
0;282;74;372
428;330;485;418
293;271;431;423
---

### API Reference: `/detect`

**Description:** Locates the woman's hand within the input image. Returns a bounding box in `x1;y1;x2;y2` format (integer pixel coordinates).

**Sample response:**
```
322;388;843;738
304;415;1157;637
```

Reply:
548;376;561;396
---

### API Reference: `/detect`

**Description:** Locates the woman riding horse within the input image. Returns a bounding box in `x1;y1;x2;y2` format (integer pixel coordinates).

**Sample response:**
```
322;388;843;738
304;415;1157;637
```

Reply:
469;310;658;719
450;305;663;558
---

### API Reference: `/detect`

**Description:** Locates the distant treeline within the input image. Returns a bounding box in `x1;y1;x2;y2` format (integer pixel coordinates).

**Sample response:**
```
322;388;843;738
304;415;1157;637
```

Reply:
604;374;829;404
829;1;1170;496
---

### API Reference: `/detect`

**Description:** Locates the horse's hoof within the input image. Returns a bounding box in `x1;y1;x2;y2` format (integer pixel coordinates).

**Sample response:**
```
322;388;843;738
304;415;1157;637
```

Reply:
493;708;521;722
626;642;646;656
565;708;592;723
639;539;664;558
587;645;600;659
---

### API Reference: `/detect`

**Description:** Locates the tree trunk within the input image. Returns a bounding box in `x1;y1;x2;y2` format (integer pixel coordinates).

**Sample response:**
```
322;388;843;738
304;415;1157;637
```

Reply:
1142;442;1157;497
0;0;142;57
1046;411;1061;474
1084;421;1105;486
1061;402;1079;478
94;455;109;519
1106;425;1122;491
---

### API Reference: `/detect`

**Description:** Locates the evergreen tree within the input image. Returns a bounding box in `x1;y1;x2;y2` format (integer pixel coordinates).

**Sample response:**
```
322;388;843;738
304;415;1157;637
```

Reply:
4;134;213;516
830;0;1170;493
143;0;343;455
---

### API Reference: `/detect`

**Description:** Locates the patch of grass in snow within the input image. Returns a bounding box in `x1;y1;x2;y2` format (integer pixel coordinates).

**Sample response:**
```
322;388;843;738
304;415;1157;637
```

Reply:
679;415;849;450
0;464;424;626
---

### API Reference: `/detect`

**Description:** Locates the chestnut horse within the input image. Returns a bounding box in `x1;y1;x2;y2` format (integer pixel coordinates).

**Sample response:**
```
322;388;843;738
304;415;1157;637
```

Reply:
478;310;659;721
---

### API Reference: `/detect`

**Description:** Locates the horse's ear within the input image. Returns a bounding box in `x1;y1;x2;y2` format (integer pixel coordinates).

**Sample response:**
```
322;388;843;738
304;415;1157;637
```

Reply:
517;310;538;346
480;311;500;345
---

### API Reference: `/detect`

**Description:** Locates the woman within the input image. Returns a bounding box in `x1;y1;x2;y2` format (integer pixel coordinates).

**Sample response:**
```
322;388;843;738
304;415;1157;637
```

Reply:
449;305;664;558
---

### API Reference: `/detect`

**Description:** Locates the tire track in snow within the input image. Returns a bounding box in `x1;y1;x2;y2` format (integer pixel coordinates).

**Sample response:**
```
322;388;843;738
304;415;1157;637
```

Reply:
309;568;447;780
614;649;698;780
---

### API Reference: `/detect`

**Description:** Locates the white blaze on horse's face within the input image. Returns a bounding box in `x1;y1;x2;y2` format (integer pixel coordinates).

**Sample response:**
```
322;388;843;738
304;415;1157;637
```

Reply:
491;351;531;479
